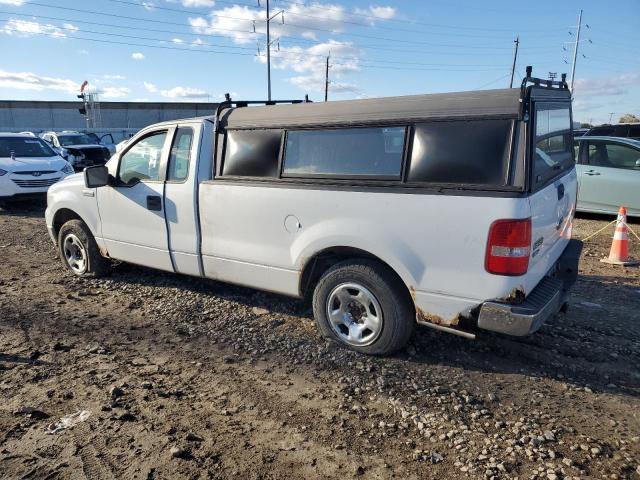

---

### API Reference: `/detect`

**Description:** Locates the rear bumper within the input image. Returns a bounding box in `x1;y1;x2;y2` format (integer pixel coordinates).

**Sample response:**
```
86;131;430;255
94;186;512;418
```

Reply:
477;239;583;336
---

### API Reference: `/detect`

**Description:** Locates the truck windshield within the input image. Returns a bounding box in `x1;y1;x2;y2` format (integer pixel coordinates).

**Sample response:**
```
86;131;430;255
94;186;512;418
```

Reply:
533;103;574;186
0;137;57;158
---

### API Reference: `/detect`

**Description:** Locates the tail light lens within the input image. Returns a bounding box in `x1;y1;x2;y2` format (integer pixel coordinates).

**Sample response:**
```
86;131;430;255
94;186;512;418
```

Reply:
485;218;531;275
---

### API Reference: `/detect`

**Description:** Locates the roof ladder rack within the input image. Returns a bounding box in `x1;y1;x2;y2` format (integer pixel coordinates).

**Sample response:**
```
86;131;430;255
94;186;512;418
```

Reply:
519;66;569;120
214;93;312;133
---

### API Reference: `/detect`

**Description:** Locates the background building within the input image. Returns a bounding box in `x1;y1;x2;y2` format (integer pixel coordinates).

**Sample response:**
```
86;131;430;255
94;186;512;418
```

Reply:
0;100;218;142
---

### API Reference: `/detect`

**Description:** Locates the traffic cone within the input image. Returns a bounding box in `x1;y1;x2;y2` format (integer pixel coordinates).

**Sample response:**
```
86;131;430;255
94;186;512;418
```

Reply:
601;206;639;266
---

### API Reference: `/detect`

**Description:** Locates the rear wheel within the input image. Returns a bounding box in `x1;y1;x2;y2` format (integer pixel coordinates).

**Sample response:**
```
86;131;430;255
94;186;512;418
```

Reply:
58;219;110;277
312;259;414;355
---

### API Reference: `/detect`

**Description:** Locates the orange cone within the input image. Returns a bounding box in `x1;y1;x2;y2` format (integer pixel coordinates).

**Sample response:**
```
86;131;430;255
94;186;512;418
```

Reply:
601;206;639;266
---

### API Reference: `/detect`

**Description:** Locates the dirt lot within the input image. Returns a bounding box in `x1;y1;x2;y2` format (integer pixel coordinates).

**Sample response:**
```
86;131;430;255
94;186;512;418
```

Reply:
0;202;639;480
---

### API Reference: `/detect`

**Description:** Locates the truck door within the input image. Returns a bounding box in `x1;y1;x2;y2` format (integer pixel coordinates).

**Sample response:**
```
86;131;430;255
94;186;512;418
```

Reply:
97;127;175;271
163;125;201;276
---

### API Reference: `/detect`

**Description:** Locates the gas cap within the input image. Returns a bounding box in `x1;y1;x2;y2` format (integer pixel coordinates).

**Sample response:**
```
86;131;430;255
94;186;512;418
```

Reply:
284;215;302;233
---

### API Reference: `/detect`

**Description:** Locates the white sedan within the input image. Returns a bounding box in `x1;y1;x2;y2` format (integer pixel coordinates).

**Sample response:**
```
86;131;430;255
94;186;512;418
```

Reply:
0;133;74;205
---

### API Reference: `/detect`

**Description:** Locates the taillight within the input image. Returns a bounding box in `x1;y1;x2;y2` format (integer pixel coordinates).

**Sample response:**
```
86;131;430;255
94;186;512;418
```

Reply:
485;218;531;276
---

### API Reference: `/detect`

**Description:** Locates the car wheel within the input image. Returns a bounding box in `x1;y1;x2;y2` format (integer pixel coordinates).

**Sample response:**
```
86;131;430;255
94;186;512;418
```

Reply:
312;259;414;355
58;219;111;277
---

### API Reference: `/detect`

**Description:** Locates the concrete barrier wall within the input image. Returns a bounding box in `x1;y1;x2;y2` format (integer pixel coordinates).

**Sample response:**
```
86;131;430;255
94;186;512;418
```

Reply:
0;100;218;142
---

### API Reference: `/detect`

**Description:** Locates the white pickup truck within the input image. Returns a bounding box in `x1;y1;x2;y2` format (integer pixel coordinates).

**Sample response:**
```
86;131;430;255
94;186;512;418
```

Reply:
46;70;582;355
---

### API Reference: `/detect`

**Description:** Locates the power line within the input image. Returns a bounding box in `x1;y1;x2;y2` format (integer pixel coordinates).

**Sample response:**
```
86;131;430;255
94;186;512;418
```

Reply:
0;10;560;65
1;17;555;70
474;73;511;90
1;27;533;73
1;6;564;57
273;0;567;33
103;0;561;50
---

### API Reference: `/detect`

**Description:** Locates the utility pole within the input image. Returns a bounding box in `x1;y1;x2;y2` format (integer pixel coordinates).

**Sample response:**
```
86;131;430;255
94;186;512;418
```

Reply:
608;112;615;123
509;36;519;88
324;54;330;102
266;0;271;101
261;0;283;101
570;9;583;91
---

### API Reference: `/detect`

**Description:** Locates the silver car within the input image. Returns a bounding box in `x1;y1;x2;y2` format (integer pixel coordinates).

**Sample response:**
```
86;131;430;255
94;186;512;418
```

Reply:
573;136;640;216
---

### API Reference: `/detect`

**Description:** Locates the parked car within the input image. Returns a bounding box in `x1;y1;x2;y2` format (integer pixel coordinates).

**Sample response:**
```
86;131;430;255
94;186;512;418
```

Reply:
0;133;74;204
46;73;581;355
84;132;117;155
574;136;640;216
39;131;111;170
583;123;640;140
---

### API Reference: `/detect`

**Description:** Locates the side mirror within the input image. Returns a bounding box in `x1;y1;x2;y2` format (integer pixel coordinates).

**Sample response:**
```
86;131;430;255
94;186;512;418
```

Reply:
84;165;110;188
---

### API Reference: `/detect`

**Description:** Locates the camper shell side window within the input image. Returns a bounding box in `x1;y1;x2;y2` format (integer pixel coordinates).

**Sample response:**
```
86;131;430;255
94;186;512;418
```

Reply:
215;120;518;189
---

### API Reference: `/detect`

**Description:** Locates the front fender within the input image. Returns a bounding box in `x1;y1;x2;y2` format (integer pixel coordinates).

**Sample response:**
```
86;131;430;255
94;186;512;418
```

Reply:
45;175;102;245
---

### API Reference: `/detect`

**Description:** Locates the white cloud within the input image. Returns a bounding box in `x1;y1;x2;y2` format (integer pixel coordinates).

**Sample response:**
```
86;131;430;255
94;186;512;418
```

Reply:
573;73;640;97
143;81;158;93
191;38;204;47
354;5;396;22
172;37;184;44
142;1;155;10
0;0;26;5
103;74;126;80
189;2;354;45
160;86;209;98
257;40;361;94
0;69;78;93
1;18;78;38
181;0;215;6
134;98;150;102
77;49;89;55
131;52;145;60
100;86;132;99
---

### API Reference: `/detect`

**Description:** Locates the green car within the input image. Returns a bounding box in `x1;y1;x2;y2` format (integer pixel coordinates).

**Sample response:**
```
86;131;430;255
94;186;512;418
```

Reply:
573;136;640;217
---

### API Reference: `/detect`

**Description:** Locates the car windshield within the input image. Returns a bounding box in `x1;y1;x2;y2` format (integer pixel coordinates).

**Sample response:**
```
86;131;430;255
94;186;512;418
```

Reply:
0;137;57;158
58;134;96;146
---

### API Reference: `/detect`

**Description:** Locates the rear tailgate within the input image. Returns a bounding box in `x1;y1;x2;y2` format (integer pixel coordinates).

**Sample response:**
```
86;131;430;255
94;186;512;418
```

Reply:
527;168;577;291
526;100;577;293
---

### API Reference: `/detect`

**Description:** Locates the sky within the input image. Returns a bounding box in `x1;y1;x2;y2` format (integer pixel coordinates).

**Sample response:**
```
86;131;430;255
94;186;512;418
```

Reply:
0;0;638;125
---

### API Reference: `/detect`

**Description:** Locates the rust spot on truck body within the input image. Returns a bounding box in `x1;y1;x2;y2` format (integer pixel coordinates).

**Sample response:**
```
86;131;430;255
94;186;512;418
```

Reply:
410;286;460;327
501;285;526;304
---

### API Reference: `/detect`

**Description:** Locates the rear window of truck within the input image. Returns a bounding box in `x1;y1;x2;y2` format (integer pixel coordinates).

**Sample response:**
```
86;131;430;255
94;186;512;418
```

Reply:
533;103;574;186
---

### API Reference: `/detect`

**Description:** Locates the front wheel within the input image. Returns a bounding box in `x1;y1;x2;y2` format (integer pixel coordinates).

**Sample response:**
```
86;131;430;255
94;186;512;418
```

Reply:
312;259;414;355
58;219;111;277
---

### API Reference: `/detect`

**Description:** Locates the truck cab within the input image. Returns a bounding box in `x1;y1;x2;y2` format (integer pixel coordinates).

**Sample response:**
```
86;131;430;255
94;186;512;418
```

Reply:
46;68;581;355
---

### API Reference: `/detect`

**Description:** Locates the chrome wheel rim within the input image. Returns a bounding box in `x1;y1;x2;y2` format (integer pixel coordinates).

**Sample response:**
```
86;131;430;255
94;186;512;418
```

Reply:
326;283;383;347
63;233;87;274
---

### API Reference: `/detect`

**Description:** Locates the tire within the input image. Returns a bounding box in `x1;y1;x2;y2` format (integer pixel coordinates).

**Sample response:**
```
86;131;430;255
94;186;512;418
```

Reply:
58;219;111;277
312;259;414;355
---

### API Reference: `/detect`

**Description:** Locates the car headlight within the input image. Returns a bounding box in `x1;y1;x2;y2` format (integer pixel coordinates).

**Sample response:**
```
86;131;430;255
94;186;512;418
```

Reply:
0;168;7;176
61;163;74;174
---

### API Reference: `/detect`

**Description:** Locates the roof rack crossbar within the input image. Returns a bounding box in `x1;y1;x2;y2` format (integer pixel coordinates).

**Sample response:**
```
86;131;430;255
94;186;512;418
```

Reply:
518;66;570;120
214;96;312;133
520;65;569;100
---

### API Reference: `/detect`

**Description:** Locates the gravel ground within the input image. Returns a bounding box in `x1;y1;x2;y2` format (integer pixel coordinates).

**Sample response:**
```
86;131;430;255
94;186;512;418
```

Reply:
0;202;639;480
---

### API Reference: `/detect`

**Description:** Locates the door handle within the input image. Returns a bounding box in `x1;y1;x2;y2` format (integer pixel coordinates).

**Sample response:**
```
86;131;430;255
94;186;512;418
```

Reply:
584;170;601;176
557;183;564;200
146;195;162;211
